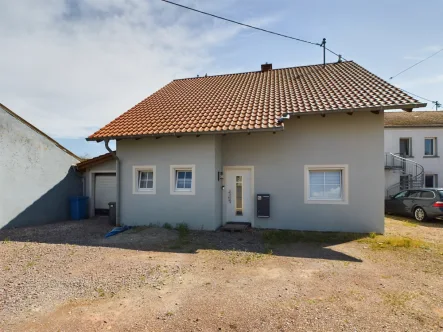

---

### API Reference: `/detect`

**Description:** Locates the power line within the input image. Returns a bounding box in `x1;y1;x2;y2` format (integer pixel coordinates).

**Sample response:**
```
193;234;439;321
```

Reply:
390;46;443;80
162;0;439;109
162;0;321;46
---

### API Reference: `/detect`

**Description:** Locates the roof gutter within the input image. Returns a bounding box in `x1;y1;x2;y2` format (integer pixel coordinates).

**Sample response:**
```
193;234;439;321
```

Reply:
105;139;120;227
284;102;427;118
87;126;284;142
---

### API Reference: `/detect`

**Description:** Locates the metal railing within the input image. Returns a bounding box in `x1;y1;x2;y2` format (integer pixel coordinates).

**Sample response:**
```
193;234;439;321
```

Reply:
385;153;424;197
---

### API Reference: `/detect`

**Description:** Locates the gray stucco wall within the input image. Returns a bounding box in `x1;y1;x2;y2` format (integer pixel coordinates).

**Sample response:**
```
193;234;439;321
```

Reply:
117;135;219;230
0;107;82;229
222;111;385;233
117;111;384;233
84;160;117;217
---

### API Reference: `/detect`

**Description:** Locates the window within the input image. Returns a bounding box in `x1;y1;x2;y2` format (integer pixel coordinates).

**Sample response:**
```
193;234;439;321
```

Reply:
304;165;348;204
407;190;421;198
424;137;437;156
133;166;156;194
399;138;412;157
393;191;409;199
420;191;435;199
425;174;437;188
170;165;195;195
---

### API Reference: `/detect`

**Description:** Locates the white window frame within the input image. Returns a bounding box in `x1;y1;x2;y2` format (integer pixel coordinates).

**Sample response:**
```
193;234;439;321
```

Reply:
399;137;412;157
304;165;349;205
170;165;196;195
133;166;156;195
424;137;437;156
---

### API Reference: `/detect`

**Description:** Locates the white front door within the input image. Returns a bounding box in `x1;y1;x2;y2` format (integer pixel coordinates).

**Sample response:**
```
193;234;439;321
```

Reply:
224;168;253;223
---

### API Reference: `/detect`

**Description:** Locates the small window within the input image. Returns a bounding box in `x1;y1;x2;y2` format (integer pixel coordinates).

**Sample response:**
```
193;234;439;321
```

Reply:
133;166;156;194
393;191;409;199
170;165;195;195
175;170;192;190
305;165;348;204
399;138;412;157
420;191;435;199
424;138;436;156
425;174;437;188
407;191;421;198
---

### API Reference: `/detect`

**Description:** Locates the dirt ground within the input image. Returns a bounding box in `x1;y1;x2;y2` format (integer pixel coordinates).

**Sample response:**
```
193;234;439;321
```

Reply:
0;216;442;332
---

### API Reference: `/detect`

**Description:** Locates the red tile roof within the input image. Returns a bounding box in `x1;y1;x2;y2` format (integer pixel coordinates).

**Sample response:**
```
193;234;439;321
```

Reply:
76;151;115;172
385;111;443;127
88;61;426;141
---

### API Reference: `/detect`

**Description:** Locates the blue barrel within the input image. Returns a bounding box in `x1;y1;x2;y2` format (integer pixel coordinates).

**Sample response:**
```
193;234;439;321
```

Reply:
69;196;89;220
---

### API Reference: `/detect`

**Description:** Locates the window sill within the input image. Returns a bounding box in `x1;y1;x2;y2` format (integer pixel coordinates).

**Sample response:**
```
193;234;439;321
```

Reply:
423;155;439;158
305;199;348;205
133;190;156;195
171;190;195;196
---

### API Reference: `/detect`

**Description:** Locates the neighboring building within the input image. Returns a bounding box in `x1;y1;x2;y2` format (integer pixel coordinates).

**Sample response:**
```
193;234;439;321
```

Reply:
0;103;83;229
384;111;443;196
76;152;117;217
86;61;425;233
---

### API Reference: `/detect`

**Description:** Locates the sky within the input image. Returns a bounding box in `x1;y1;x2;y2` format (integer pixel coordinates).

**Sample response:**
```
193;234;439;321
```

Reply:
1;0;442;158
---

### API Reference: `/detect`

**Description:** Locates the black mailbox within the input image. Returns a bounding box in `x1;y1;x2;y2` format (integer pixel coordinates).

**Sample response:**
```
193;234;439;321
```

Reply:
257;194;270;218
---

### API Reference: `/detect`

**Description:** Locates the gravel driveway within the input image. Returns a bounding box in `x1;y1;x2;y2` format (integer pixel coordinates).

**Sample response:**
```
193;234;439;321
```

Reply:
0;217;442;331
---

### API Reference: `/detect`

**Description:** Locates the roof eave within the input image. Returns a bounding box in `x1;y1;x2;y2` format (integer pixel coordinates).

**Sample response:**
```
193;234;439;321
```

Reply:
286;102;427;117
86;126;285;142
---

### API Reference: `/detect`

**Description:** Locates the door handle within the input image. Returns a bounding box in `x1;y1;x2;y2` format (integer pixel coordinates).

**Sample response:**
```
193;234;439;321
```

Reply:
228;190;231;204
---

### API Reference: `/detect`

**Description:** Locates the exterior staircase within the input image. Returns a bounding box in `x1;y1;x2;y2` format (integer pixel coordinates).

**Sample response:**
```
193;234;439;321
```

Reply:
385;153;424;197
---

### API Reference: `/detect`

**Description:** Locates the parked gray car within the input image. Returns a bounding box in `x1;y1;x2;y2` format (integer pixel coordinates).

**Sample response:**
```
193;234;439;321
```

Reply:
385;189;443;221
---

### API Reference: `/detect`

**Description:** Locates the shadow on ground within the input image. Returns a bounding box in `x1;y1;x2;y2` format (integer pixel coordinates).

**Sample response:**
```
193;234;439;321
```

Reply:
0;218;365;262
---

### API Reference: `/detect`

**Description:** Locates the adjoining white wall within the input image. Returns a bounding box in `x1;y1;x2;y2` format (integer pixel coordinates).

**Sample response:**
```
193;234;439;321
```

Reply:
385;127;443;187
84;160;117;217
0;106;82;228
223;112;384;233
117;135;219;230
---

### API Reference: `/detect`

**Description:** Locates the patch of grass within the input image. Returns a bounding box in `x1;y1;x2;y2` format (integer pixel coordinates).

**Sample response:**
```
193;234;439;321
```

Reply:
26;261;36;268
402;220;419;228
3;266;10;271
96;287;106;298
175;223;189;238
225;250;266;264
383;292;414;308
163;223;173;230
262;230;363;245
369;232;376;239
166;311;174;317
359;235;431;250
2;237;10;244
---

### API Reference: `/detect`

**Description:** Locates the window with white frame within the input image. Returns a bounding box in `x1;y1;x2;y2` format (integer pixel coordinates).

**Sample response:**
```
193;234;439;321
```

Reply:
170;165;195;195
424;137;437;156
304;165;348;204
425;174;437;188
133;166;156;194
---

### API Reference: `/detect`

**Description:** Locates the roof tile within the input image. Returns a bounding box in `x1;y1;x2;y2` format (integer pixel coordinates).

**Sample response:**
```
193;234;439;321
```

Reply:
88;61;424;140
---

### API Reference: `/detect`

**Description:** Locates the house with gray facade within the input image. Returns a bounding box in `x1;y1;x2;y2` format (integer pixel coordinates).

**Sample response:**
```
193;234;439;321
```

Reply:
86;61;426;233
0;103;83;229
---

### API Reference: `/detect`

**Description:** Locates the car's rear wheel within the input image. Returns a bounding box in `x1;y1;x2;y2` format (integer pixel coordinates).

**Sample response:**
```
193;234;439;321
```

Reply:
414;207;427;222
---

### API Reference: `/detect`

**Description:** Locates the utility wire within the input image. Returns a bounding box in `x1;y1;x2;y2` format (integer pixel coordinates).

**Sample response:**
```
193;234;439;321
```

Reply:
162;0;439;108
162;0;321;46
390;46;443;80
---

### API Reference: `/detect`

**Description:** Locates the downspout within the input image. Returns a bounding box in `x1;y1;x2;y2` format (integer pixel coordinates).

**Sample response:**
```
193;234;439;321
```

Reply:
105;139;120;226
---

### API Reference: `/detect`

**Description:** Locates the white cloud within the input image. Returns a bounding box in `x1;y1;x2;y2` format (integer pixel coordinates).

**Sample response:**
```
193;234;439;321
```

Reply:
0;0;275;138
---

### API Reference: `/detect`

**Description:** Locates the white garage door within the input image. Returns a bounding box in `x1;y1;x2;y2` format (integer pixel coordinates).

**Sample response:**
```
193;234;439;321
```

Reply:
95;174;117;210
